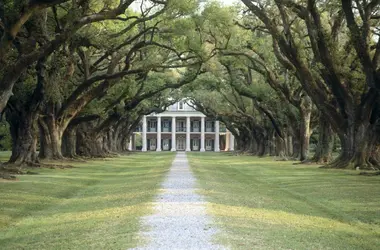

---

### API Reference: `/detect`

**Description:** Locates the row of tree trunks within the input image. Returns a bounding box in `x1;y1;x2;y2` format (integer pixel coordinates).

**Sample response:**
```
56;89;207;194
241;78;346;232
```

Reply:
5;108;135;164
233;115;334;163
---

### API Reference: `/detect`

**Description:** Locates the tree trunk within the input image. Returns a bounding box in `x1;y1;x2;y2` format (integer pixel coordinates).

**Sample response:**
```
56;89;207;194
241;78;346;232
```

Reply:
275;135;286;159
5;57;45;165
102;135;111;154
7;111;39;165
287;135;293;157
311;115;333;163
299;97;312;161
62;126;77;158
76;122;107;157
292;137;301;159
269;132;277;156
108;129;120;152
328;122;379;170
38;116;64;159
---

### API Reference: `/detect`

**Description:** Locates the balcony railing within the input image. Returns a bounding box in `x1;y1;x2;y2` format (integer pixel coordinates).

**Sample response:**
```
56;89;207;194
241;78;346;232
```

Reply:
148;128;157;132
191;128;200;132
142;127;226;133
142;124;225;133
176;127;187;132
162;127;172;132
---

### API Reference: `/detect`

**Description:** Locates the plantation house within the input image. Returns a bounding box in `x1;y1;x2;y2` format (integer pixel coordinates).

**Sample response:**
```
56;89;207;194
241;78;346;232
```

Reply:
131;100;235;152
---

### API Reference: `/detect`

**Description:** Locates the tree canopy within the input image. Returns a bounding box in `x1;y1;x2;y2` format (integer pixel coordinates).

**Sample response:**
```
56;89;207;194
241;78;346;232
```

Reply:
1;0;380;171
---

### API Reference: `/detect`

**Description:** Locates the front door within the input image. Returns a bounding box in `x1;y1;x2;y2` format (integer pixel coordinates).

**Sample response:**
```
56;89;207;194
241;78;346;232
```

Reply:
193;139;199;151
150;139;156;151
176;138;186;151
163;139;170;151
205;139;213;151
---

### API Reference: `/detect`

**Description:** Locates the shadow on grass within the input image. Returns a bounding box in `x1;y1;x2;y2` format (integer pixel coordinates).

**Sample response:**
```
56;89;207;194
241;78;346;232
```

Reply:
188;153;380;249
0;153;175;249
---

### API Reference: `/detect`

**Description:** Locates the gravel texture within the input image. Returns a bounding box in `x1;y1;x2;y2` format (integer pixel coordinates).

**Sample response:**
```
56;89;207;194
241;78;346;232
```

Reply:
133;152;225;250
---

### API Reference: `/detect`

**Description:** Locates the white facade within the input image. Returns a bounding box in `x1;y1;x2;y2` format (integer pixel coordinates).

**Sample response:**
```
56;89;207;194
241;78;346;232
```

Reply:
131;100;235;152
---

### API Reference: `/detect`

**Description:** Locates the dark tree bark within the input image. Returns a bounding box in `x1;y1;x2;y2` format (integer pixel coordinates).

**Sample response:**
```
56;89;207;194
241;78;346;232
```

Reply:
5;58;45;165
76;122;107;158
62;126;77;158
311;115;333;164
7;111;39;165
328;119;380;169
38;115;65;159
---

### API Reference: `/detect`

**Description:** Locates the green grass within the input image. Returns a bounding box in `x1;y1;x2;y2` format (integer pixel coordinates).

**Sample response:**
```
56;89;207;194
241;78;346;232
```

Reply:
188;152;380;250
0;152;174;249
0;151;10;162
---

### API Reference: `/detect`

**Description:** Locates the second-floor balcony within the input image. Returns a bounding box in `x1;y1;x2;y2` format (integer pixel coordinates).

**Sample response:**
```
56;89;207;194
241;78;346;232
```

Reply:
139;119;225;133
162;127;172;132
148;127;157;132
205;128;215;133
176;127;187;132
192;127;200;132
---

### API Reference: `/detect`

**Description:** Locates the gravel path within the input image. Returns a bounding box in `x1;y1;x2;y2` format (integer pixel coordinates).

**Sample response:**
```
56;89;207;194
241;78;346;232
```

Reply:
133;152;225;250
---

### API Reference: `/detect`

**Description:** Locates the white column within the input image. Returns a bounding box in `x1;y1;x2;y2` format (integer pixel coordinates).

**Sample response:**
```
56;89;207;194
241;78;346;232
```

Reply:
128;135;133;151
171;117;176;151
142;116;147;152
214;120;220;152
200;117;205;152
156;116;162;151
186;116;191;151
230;132;235;151
225;130;230;151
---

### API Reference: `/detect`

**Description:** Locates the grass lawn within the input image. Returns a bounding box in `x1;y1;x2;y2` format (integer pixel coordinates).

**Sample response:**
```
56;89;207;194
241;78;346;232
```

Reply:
188;152;380;250
0;152;174;250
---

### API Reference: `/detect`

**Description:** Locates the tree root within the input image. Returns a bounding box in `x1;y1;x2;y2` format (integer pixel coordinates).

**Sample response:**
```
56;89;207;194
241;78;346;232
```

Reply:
359;171;380;176
274;156;289;161
321;157;379;171
294;158;331;165
0;161;74;180
0;164;24;180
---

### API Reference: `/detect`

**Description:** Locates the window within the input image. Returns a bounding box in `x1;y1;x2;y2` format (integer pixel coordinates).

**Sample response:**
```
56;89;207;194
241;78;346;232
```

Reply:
178;101;184;110
150;121;157;128
163;120;170;132
206;121;213;132
177;120;186;132
149;121;157;132
193;121;199;132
